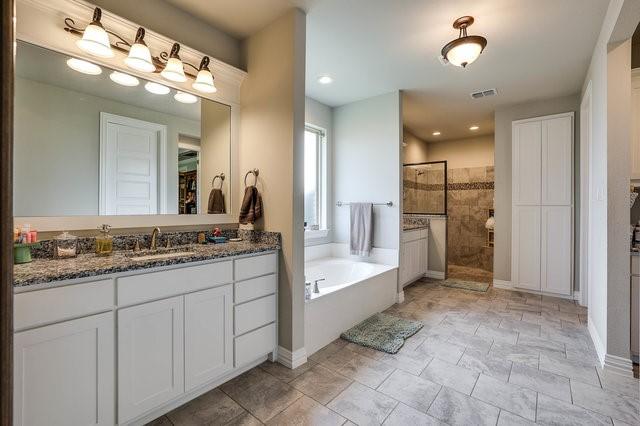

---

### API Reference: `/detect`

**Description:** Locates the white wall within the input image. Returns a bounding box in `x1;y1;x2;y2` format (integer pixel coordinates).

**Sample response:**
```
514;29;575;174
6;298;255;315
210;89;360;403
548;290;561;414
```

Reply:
333;92;402;253
305;96;333;246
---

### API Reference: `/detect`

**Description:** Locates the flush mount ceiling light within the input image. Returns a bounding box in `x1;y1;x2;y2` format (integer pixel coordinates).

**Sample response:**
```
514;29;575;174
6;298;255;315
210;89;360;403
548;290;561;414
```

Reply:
144;81;170;95
174;91;198;104
161;43;187;83
125;27;155;73
432;131;441;136
192;57;217;93
66;57;102;75
441;16;487;68
110;71;139;86
469;125;480;131
75;8;114;58
318;75;333;84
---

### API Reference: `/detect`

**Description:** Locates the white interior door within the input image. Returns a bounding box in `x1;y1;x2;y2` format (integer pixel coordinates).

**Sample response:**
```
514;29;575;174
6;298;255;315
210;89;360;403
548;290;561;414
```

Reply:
512;205;541;291
100;113;167;215
542;116;573;205
541;206;572;295
513;121;542;205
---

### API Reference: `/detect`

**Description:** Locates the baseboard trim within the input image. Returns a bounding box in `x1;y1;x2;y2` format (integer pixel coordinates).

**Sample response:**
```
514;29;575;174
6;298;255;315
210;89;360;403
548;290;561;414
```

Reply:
502;285;575;300
603;354;635;377
277;346;307;369
397;291;405;303
572;291;581;301
425;270;445;279
492;279;512;289
587;317;606;366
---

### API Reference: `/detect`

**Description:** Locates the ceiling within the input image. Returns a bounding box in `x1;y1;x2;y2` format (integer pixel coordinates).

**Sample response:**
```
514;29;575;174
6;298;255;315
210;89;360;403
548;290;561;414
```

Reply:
304;0;608;142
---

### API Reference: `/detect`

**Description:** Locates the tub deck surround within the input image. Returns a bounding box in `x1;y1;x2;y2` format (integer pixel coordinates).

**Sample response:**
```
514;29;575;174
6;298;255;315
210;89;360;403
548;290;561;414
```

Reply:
14;230;281;287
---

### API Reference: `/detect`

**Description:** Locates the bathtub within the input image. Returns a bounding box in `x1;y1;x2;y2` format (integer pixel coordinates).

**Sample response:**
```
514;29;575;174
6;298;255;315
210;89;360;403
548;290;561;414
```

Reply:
304;245;398;356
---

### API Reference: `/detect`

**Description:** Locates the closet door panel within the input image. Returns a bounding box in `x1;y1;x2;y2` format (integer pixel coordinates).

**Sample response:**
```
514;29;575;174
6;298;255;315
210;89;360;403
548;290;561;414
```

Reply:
541;206;572;295
512;206;541;291
513;121;542;205
542;116;573;205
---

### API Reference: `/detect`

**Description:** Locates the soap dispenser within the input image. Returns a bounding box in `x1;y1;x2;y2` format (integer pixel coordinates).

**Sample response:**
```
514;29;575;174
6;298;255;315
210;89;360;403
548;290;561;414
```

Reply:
95;224;113;256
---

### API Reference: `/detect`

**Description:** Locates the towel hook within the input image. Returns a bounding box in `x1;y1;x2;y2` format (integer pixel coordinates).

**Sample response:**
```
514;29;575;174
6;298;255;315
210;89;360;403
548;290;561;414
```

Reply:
212;173;225;189
244;168;259;187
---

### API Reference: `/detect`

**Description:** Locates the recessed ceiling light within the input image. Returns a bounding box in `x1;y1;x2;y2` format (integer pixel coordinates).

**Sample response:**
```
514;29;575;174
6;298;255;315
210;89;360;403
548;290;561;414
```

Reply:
144;81;170;95
66;58;102;75
109;71;139;87
432;131;441;136
174;91;198;104
318;75;333;84
469;125;480;131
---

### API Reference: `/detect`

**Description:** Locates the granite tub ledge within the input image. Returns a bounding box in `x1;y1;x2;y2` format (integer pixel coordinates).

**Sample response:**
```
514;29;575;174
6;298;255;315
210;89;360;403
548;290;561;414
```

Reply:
403;224;429;231
14;240;280;288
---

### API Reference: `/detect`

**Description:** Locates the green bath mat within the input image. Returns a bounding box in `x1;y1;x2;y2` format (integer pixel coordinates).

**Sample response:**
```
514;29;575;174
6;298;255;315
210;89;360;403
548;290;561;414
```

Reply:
442;279;490;292
340;313;423;354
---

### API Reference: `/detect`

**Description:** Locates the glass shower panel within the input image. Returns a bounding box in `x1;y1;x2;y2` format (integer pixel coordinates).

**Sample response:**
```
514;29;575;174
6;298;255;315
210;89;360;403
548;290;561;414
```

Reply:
403;161;446;215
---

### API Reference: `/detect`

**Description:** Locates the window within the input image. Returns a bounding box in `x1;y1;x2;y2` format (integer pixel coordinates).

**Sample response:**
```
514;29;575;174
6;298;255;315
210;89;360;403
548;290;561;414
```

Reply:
304;125;328;236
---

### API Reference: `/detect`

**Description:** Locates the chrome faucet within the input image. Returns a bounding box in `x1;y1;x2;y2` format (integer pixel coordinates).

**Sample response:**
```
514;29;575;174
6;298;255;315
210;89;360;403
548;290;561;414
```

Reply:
313;278;325;294
150;227;161;251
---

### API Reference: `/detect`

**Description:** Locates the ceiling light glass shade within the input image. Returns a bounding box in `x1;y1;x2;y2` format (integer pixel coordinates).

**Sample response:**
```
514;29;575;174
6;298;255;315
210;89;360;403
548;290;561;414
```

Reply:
441;16;487;68
110;71;139;86
76;8;113;58
144;81;170;95
161;57;187;82
174;91;198;104
192;69;217;93
125;43;155;73
66;58;102;75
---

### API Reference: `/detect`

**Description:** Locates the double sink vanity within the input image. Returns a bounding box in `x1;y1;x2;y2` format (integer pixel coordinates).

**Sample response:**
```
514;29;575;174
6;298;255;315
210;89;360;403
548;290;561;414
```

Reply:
13;230;280;426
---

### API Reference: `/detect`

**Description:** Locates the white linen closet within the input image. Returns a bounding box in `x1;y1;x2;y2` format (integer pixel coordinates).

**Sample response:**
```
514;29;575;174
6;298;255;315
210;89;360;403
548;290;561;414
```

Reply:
511;112;573;296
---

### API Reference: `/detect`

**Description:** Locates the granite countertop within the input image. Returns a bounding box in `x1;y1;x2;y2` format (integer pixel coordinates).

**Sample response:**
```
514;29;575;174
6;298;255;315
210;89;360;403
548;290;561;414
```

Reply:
14;240;279;288
403;224;429;231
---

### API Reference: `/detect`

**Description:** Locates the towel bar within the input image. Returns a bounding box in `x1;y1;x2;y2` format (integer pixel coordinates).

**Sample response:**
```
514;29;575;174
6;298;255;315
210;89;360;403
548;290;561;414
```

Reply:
336;201;393;207
212;173;225;189
244;169;259;187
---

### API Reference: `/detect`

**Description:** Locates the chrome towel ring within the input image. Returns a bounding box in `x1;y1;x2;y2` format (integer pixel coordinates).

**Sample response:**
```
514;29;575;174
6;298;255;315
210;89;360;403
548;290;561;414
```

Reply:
244;168;259;187
212;173;225;189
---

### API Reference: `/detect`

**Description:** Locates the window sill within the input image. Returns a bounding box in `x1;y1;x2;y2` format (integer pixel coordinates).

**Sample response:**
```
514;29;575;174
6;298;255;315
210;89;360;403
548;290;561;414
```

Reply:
305;229;329;240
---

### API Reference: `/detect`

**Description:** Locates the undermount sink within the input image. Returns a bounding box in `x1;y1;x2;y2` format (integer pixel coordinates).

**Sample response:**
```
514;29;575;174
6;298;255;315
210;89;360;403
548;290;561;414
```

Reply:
126;246;195;262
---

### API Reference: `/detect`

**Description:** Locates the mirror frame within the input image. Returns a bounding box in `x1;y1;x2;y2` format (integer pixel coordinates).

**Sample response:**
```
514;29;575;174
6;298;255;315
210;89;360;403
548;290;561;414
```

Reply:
14;0;246;231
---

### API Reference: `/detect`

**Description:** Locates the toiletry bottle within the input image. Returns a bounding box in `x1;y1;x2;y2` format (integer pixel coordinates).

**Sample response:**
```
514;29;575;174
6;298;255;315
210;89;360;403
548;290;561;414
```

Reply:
96;224;114;256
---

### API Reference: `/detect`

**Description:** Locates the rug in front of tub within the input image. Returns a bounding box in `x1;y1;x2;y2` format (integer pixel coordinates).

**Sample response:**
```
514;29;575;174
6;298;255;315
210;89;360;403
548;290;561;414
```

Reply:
340;313;423;354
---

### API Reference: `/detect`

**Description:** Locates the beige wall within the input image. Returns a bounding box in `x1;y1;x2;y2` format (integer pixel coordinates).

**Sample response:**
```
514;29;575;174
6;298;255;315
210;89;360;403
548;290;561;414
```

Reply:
493;95;580;285
424;136;494;168
92;0;242;69
200;101;231;214
403;129;428;164
239;9;306;354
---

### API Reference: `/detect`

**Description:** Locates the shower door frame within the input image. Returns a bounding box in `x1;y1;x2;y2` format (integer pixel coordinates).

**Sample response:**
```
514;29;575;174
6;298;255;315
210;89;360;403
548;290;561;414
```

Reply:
402;160;448;216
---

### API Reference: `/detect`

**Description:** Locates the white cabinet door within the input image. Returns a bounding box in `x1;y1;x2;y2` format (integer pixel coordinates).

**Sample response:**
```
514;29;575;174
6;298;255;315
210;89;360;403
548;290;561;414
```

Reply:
14;312;114;426
542;116;573;205
541;206;572;295
185;285;233;391
118;296;184;423
513;121;542;205
512;206;541;291
420;236;428;277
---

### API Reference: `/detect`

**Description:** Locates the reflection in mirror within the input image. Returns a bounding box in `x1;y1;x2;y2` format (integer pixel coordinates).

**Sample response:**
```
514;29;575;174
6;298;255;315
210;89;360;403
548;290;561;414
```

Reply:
403;161;447;215
13;41;231;217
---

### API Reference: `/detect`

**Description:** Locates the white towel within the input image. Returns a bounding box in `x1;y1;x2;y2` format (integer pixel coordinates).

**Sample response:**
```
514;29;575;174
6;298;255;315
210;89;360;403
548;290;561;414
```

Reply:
350;203;373;256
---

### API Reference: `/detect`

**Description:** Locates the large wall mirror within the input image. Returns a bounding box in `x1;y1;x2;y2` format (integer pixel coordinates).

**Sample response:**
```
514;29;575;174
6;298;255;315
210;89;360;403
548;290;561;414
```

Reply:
14;41;231;217
403;161;447;215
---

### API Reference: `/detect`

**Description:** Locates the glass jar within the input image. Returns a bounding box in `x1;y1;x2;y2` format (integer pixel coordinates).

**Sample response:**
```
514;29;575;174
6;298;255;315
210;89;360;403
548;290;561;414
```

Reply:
95;224;113;256
54;231;78;258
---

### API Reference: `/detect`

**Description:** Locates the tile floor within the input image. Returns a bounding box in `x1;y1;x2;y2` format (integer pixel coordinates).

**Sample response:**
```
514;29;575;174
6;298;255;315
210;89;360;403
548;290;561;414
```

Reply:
148;279;640;425
447;264;493;284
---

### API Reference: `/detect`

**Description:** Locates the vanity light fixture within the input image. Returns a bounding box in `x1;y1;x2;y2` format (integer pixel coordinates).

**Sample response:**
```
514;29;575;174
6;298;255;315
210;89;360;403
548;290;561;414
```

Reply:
161;43;187;83
469;125;480;131
144;81;170;95
318;75;333;84
125;28;155;73
66;57;102;75
76;8;114;58
192;57;217;93
432;131;441;136
109;71;139;87
174;91;198;104
441;16;487;68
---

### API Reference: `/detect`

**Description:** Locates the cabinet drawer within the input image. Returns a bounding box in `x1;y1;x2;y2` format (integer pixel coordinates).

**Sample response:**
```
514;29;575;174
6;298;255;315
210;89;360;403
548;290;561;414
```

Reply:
234;322;276;367
235;253;277;281
118;261;232;306
235;274;277;304
15;280;114;331
234;294;276;335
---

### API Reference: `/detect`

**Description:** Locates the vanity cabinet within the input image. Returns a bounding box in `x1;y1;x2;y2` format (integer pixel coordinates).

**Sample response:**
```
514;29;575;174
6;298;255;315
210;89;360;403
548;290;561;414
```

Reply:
118;296;185;423
400;229;429;287
13;312;114;426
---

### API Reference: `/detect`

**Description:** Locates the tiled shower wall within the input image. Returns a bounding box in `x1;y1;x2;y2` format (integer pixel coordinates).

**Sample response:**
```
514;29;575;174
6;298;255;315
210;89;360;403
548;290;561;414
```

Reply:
403;167;445;214
448;166;494;272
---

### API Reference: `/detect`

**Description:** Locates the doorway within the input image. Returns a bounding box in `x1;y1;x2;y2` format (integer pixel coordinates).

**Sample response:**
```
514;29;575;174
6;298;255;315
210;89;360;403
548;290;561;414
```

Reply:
178;138;201;215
